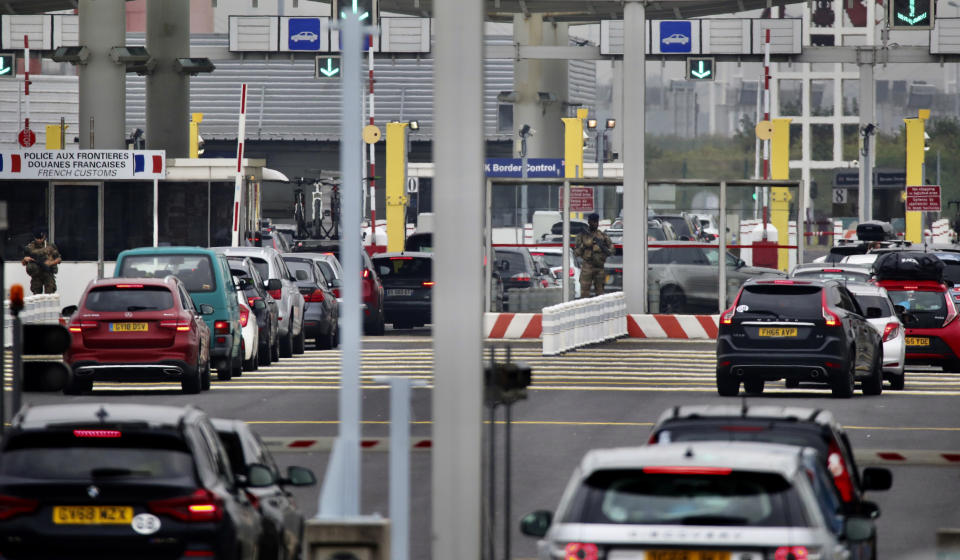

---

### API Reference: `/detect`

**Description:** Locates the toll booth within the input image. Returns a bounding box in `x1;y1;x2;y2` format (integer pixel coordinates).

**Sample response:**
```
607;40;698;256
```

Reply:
0;153;269;307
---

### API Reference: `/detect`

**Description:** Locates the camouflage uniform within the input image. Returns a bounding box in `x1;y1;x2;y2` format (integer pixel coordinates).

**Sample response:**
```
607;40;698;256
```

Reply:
574;228;613;298
23;239;60;295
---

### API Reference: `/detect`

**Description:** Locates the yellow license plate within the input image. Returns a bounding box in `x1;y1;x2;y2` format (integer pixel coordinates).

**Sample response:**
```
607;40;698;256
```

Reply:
110;322;148;332
906;337;930;346
758;327;797;337
647;551;730;560
53;506;133;525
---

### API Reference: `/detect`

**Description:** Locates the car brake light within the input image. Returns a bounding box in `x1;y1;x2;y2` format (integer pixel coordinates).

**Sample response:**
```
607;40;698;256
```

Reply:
823;269;843;273
389;256;413;260
773;279;795;285
821;291;840;327
247;296;262;308
74;429;121;438
721;304;736;325
239;305;250;327
148;489;223;522
160;319;192;332
642;466;733;475
115;284;144;288
511;273;531;282
333;288;341;298
569;267;575;277
774;546;809;560
422;281;435;287
69;320;98;333
564;543;599;560
268;289;282;300
305;289;326;302
882;322;900;342
827;440;855;502
944;293;958;328
363;269;370;279
0;495;39;521
214;320;230;334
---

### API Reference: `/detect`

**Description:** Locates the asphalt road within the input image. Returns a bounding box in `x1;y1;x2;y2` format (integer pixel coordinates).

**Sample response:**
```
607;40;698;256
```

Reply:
13;335;960;560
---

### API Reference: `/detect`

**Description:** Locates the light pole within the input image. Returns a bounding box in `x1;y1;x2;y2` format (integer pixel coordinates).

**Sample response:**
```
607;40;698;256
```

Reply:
586;118;615;217
518;124;533;243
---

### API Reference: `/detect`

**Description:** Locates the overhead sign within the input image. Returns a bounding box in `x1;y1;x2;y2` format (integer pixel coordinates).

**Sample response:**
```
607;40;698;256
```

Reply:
653;20;695;54
890;0;934;29
686;57;715;81
484;158;564;178
906;185;941;212
315;55;341;78
0;150;166;180
281;16;330;52
0;53;14;77
559;187;595;212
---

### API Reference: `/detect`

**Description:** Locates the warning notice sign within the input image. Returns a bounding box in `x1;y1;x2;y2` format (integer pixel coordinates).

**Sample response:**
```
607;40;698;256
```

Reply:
906;185;941;212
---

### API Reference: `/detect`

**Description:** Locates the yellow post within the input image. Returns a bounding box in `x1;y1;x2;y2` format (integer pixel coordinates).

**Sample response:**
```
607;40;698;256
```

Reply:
45;125;64;149
561;107;589;178
904;109;929;244
769;117;792;272
189;113;204;158
385;121;410;252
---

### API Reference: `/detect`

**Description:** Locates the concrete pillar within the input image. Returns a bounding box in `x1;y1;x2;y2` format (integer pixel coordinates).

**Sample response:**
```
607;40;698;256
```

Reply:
146;0;190;157
622;1;646;313
78;0;126;149
512;14;568;158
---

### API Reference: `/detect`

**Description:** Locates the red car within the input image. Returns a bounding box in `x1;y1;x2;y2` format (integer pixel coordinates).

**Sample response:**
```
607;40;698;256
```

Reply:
63;277;212;394
877;279;960;371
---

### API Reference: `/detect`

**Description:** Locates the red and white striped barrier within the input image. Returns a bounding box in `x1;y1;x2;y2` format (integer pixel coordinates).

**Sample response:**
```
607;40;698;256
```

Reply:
484;313;542;339
856;449;960;467
262;436;432;453
484;312;720;339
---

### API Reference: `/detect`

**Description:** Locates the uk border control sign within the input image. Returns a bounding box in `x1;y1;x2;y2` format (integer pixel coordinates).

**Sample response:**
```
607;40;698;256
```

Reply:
906;185;941;212
0;150;166;180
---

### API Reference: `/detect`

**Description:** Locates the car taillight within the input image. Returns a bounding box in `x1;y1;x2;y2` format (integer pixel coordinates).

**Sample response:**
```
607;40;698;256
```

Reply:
214;320;230;334
244;490;261;511
721;304;736;325
511;273;531;282
569;267;575;277
422;281;435;287
564;542;599;560
268;289;282;300
821;291;840;327
160;320;192;332
239;305;250;327
333;288;341;298
74;429;121;438
882;322;900;342
827;440;855;502
0;495;39;521
148;489;223;522
944;293;958;327
363;269;371;279
774;546;809;560
68;320;98;333
363;277;373;299
305;289;325;302
247;296;262;308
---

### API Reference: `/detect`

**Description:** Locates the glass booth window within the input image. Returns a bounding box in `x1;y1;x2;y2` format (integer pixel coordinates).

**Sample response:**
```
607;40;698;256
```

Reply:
105;183;153;260
159;182;208;247
210;182;235;248
0;182;48;261
54;184;97;261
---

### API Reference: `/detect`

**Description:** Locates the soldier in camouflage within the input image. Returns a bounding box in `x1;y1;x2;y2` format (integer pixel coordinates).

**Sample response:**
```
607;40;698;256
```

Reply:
574;213;613;298
22;230;61;295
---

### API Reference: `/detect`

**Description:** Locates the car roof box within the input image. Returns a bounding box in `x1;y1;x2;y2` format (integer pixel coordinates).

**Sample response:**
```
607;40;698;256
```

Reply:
874;251;944;282
856;220;896;242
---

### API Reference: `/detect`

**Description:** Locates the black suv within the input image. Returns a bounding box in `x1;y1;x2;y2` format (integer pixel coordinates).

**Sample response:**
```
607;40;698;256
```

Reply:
718;278;884;398
0;403;262;559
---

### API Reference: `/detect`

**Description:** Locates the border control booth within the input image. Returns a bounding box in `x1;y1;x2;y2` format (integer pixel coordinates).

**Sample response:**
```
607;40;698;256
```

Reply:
0;151;267;307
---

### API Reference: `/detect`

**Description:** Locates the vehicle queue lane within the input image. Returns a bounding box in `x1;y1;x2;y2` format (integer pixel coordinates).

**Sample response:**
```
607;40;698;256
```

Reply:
11;338;960;559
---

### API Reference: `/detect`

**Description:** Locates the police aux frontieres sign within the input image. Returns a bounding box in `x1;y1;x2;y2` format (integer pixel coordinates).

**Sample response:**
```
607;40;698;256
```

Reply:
0;150;166;180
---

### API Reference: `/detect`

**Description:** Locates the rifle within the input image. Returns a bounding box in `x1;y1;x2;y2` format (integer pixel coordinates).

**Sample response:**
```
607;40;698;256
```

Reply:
22;244;56;275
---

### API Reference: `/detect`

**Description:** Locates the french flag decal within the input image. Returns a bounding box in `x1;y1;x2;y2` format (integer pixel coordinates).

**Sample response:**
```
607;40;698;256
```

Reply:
134;154;163;174
0;154;21;173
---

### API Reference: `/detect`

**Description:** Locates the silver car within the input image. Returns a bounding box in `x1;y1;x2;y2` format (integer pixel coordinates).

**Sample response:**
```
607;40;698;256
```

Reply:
848;283;906;390
214;246;306;357
521;441;874;560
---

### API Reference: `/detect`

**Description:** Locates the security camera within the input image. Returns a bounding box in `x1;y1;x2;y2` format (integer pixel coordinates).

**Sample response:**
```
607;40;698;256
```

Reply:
109;46;151;64
849;160;860;168
174;58;216;75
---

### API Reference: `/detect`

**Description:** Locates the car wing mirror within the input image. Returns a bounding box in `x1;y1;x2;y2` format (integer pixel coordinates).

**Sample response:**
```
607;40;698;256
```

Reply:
281;465;317;487
519;510;552;538
844;516;875;542
266;279;282;291
253;299;267;310
241;463;276;488
61;305;78;317
199;304;215;316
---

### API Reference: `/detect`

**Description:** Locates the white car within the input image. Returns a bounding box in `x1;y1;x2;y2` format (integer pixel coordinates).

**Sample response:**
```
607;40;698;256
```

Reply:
662;33;690;45
848;283;906;389
840;253;880;266
233;275;260;371
531;246;581;299
291;30;318;42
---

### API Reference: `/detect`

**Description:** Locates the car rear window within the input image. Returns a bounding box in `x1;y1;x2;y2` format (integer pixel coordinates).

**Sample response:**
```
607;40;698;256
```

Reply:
935;254;960;284
85;286;174;312
119;254;216;293
563;469;808;527
793;270;871;283
0;431;195;481
373;256;432;279
652;422;828;457
317;261;341;286
496;251;529;274
886;288;948;328
284;259;315;282
737;285;823;319
249;257;270;282
852;294;894;317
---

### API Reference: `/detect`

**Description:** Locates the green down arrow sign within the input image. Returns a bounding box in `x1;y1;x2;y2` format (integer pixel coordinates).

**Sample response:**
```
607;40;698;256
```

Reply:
316;55;341;79
687;57;715;81
0;54;14;78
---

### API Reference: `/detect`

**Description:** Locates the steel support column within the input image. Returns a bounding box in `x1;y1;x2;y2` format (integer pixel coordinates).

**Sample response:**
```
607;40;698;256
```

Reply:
78;0;125;149
622;1;647;313
858;51;876;223
146;0;190;157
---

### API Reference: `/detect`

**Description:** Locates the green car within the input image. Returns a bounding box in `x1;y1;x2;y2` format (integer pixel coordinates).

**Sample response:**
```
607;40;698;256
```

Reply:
114;247;243;380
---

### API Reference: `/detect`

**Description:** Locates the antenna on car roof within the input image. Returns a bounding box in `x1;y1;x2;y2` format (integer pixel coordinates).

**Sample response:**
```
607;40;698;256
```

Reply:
95;406;109;423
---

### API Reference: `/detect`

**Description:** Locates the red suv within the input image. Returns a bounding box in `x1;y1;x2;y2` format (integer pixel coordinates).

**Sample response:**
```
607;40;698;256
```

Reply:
876;279;960;371
63;277;212;394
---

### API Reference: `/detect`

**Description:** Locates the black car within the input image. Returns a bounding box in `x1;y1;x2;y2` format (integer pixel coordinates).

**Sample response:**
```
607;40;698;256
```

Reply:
372;252;433;329
0;403;263;559
282;255;339;349
229;257;281;366
718;278;884;398
213;419;316;560
404;232;505;311
494;247;546;311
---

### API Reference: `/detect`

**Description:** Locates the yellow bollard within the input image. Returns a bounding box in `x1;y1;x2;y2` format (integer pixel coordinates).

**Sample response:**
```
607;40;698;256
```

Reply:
770;118;792;272
385;122;410;252
904;109;929;244
189;113;204;158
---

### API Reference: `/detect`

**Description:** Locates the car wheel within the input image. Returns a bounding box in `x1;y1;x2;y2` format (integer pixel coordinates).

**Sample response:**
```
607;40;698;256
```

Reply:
280;331;294;358
231;353;242;378
945;360;960;373
716;370;740;396
258;342;271;366
293;326;306;354
242;341;257;371
217;356;233;381
181;363;202;394
862;348;883;396
743;378;764;394
201;356;211;391
660;286;686;314
889;372;905;390
831;351;856;398
63;374;93;395
785;378;800;388
271;336;281;361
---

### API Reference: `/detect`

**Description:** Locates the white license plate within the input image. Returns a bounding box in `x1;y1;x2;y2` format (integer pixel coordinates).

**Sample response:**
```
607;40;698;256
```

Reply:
386;289;413;297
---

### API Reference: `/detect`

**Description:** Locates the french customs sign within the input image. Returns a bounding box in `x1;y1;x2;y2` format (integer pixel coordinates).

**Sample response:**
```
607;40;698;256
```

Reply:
0;150;166;180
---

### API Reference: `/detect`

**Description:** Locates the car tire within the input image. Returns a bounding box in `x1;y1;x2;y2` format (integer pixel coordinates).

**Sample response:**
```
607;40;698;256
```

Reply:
293;327;306;354
217;356;233;381
945;360;960;373
242;341;257;372
831;352;856;399
743;378;765;394
181;364;202;394
889;372;905;390
716;370;740;396
862;349;883;396
201;357;211;391
280;331;294;358
785;378;800;388
258;342;271;366
63;374;93;395
271;336;281;362
660;286;686;314
231;353;242;378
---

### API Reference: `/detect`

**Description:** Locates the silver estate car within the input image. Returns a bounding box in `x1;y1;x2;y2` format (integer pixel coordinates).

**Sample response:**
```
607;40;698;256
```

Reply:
521;441;874;560
847;283;906;390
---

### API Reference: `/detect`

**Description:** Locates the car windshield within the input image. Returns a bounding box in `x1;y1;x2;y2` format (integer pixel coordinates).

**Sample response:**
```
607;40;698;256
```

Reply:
373;256;432;279
736;285;823;320
85;286;174;312
851;294;894;317
793;269;871;283
119;254;216;293
563;469;807;527
285;260;316;283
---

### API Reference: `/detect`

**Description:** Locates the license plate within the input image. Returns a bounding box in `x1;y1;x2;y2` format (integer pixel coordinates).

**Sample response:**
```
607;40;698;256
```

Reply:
53;505;134;525
386;289;413;297
109;322;148;332
758;327;797;337
906;336;930;346
646;551;730;560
